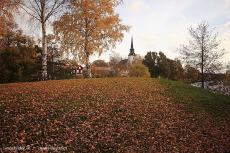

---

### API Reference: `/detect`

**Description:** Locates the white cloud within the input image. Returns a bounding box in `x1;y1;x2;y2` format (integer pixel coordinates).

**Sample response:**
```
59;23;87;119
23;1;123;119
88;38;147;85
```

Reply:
128;0;149;13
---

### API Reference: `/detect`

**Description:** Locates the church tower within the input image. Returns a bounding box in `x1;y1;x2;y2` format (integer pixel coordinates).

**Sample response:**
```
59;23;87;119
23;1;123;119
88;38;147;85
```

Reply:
128;36;135;66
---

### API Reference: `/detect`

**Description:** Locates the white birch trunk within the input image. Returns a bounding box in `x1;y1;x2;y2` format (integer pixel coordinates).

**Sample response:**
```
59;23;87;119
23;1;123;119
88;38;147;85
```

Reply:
41;0;47;79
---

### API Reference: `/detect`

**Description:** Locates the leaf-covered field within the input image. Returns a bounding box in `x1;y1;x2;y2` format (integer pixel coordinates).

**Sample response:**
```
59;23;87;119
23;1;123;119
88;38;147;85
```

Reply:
1;78;230;152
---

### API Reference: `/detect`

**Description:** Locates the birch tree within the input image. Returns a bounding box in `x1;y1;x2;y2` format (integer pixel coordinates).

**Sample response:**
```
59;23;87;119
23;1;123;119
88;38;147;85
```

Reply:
18;0;67;79
179;21;226;88
53;0;130;78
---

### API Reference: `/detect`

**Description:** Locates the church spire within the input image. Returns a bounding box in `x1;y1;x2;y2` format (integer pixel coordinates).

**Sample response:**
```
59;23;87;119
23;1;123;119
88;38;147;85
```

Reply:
131;36;134;50
129;36;135;56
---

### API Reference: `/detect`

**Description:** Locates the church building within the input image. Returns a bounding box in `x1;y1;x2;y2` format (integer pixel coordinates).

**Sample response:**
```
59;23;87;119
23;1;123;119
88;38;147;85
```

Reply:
128;36;136;66
119;36;137;76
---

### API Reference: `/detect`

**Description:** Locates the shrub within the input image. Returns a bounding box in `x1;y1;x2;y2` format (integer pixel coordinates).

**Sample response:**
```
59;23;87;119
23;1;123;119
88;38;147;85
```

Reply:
129;64;150;77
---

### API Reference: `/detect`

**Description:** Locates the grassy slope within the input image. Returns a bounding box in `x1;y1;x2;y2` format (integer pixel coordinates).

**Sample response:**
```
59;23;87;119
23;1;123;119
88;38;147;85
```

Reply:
0;78;229;152
159;79;230;121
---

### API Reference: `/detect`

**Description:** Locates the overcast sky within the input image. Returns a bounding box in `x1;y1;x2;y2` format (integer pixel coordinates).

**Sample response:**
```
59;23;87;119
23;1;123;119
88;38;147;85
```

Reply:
17;0;230;66
93;0;230;66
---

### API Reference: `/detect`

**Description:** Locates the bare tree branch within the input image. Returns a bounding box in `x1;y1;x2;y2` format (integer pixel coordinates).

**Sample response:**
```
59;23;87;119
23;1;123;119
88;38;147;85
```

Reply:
179;21;227;88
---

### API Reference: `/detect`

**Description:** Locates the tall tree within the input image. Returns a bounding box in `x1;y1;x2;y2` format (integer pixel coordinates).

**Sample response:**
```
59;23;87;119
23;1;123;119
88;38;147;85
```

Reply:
142;51;158;78
157;51;170;79
17;0;67;79
143;51;184;80
179;21;226;88
53;0;130;78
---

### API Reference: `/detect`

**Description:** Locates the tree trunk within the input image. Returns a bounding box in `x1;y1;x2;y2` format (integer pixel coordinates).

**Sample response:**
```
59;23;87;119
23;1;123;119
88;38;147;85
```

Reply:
42;21;47;79
201;54;204;88
86;53;92;78
41;0;47;79
201;37;204;89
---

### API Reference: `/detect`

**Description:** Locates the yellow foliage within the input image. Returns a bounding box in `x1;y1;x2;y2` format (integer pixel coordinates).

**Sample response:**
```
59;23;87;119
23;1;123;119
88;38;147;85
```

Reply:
129;64;150;77
0;0;20;38
53;0;130;65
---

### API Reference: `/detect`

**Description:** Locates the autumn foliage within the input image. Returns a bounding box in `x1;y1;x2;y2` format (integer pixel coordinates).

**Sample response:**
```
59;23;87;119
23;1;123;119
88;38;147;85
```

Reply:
0;23;37;83
0;0;21;52
129;64;150;77
53;0;130;77
1;78;229;152
0;0;20;37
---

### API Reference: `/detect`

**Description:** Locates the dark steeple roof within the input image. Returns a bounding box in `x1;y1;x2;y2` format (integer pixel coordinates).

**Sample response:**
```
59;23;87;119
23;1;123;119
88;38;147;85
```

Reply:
131;36;134;49
129;36;135;56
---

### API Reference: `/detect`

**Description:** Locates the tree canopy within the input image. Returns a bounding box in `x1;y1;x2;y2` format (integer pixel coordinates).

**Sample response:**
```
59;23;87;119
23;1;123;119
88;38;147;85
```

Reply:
143;51;184;80
0;0;21;51
53;0;130;77
0;23;37;83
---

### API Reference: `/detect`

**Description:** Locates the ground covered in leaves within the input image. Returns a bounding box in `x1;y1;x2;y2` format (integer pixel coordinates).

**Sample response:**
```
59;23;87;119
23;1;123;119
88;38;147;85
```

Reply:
1;78;230;152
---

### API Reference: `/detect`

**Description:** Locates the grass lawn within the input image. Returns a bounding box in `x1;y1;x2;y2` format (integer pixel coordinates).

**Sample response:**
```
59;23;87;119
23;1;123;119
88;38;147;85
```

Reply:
160;79;230;121
1;78;229;152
